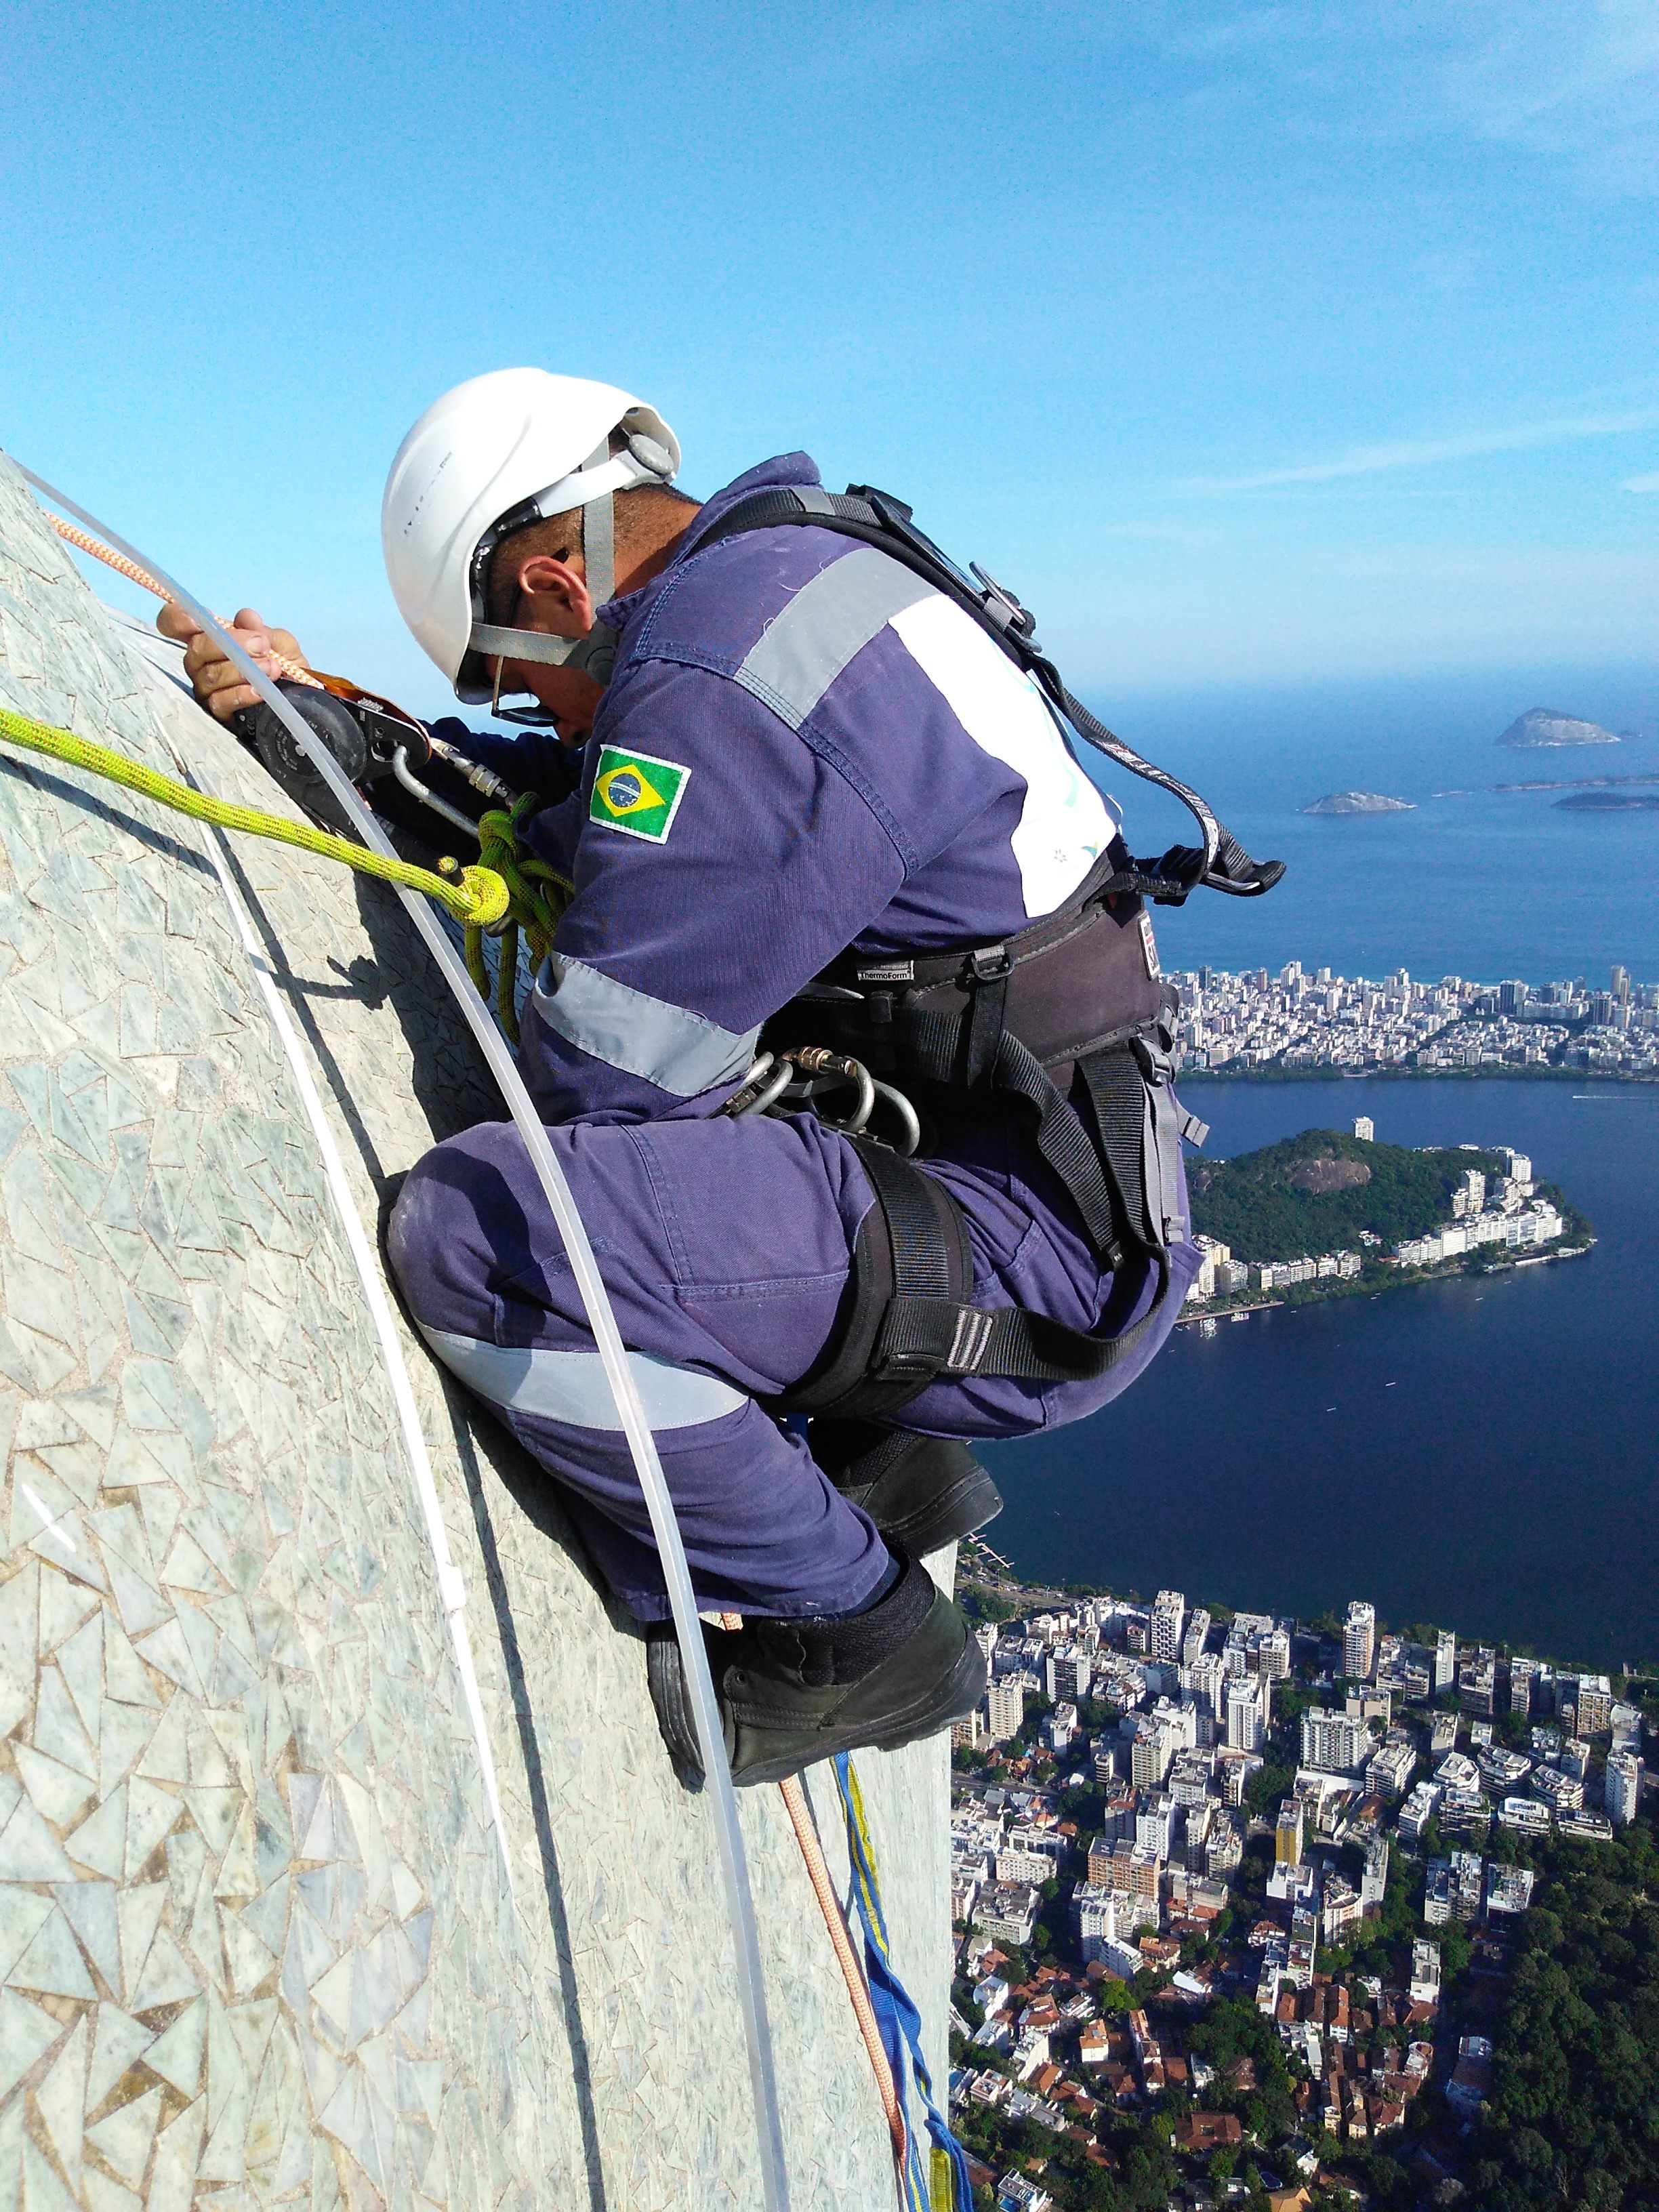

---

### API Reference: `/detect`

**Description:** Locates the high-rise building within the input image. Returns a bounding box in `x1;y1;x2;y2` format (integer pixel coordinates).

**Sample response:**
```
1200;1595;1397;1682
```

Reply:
1353;1116;1374;1142
985;1681;1026;1744
1225;1675;1267;1753
1508;1656;1537;1718
1274;1799;1304;1868
1137;1796;1178;1858
1130;1721;1177;1788
1150;1590;1187;1664
1344;1601;1377;1683
1570;1675;1614;1738
1256;1627;1292;1682
1045;1650;1092;1704
1181;1607;1212;1667
1605;1749;1643;1826
1300;1707;1372;1776
1434;1631;1458;1694
1360;1833;1391;1910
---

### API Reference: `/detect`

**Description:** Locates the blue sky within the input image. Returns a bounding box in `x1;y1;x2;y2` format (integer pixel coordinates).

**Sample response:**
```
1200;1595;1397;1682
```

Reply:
3;1;1656;718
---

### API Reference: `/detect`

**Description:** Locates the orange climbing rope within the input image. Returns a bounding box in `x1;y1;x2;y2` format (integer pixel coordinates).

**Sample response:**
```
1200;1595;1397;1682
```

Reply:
47;512;323;689
779;1773;909;2165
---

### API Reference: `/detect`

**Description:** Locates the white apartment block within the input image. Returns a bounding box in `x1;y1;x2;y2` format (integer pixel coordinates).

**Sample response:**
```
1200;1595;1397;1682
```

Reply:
1150;1590;1187;1664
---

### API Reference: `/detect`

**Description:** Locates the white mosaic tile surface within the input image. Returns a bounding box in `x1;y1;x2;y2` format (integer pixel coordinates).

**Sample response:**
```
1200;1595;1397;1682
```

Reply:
0;455;951;2210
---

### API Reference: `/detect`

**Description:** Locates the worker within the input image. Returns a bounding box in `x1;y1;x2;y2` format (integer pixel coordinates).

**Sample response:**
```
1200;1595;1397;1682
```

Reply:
163;369;1214;1787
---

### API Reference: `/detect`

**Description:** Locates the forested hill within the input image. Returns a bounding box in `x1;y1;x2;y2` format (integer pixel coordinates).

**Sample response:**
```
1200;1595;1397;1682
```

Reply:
1189;1129;1507;1260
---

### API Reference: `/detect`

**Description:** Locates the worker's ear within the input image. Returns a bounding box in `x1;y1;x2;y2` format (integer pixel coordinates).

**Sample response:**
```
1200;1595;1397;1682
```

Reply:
514;552;594;635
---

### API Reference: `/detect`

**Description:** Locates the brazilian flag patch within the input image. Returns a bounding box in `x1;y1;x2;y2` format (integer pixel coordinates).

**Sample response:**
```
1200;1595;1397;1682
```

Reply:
588;745;690;844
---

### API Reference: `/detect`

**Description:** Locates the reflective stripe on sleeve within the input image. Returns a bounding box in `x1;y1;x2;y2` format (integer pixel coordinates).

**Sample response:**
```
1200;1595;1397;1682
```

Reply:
531;952;760;1097
735;546;937;731
419;1324;749;1431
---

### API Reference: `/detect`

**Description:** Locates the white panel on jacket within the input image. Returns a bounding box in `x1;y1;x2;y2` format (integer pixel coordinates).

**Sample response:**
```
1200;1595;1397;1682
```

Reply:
888;593;1118;918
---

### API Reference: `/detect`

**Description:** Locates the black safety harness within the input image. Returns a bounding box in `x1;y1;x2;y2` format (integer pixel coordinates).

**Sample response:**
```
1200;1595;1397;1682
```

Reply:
695;484;1282;1424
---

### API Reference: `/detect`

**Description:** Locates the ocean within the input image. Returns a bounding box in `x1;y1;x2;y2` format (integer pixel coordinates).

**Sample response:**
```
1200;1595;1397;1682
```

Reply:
979;664;1659;1667
1081;659;1659;986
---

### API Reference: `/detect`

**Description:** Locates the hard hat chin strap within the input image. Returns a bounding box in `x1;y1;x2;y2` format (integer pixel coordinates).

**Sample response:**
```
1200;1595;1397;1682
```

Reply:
466;433;664;703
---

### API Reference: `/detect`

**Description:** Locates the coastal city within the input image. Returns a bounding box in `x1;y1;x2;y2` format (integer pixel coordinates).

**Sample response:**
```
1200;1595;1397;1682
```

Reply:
947;1572;1657;2211
1182;1134;1569;1315
1170;963;1659;1080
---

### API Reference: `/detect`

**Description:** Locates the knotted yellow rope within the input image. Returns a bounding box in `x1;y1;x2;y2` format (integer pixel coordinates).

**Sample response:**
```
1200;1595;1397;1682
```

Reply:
450;794;572;1044
0;706;510;929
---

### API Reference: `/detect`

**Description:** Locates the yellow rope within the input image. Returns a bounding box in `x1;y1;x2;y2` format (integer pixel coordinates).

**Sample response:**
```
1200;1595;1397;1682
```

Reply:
0;706;510;929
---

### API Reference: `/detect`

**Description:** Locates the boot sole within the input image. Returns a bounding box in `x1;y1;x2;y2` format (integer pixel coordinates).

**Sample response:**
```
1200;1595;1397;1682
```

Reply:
874;1462;1003;1557
729;1631;987;1788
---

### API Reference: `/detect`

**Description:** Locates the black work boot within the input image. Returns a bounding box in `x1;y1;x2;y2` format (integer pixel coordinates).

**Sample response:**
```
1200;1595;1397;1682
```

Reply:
646;1555;987;1788
809;1418;1002;1555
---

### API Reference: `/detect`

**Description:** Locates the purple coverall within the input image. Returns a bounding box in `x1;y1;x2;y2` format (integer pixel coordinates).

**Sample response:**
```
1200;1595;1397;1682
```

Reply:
388;455;1197;1622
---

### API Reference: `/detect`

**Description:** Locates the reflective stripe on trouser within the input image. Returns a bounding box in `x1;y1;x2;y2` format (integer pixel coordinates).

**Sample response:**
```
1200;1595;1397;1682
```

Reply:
386;1110;1195;1620
387;1111;891;1621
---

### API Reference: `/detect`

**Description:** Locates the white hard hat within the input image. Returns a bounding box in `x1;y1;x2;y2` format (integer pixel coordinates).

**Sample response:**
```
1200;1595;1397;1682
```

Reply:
382;367;680;701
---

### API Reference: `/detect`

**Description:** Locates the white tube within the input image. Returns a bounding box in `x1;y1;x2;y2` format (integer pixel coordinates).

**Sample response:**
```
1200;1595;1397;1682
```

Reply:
20;465;792;2212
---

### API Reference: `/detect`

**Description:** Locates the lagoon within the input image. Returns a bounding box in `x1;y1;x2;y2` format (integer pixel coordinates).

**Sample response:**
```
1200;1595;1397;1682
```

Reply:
981;1076;1659;1671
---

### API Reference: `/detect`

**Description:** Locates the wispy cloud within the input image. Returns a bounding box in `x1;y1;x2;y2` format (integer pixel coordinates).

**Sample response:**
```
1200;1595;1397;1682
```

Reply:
1624;470;1659;493
1175;409;1659;495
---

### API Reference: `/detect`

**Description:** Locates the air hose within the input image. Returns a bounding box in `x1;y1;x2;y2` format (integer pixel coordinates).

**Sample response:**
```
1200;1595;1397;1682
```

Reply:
18;464;792;2212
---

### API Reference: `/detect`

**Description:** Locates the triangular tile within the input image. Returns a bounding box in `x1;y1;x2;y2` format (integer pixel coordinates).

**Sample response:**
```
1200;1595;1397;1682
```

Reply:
85;2003;155;2112
144;2094;205;2212
51;1881;119;1996
84;2082;160;2190
12;1746;94;1830
64;1788;127;1881
142;1996;204;2097
0;1989;62;2105
7;1906;95;2001
0;1888;54;1992
129;1927;198;2013
35;1569;96;1658
115;1884;166;2009
80;2175;140;2212
30;2013;85;2192
0;1796;74;1883
0;1565;41;1734
30;1668;96;1780
159;1531;223;1599
218;1910;276;2000
96;1704;157;1804
183;1788;241;1861
99;1614;158;1709
99;1554;170;1641
134;1698;188;1786
211;1806;260;1905
131;1621;201;1702
123;1779;181;1880
20;2138;78;2212
54;1612;104;1744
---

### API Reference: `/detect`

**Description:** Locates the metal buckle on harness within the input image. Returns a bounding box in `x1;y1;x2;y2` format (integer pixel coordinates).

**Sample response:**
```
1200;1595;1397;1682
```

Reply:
967;944;1012;985
968;563;1038;642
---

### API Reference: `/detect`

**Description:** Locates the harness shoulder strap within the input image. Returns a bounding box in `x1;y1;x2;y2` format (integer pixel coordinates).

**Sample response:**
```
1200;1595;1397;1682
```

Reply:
695;484;1283;907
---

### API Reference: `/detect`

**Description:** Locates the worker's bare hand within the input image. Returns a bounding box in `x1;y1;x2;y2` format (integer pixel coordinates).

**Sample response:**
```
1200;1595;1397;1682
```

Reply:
156;603;309;721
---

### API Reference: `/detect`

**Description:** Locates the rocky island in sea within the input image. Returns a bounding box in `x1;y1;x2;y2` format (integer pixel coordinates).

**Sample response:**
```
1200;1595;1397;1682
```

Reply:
1180;1126;1587;1315
1497;706;1627;749
1555;790;1659;813
1303;790;1415;816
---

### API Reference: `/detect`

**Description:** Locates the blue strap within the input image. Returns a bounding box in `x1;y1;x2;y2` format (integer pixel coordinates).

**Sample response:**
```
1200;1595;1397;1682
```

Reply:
834;1753;975;2211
